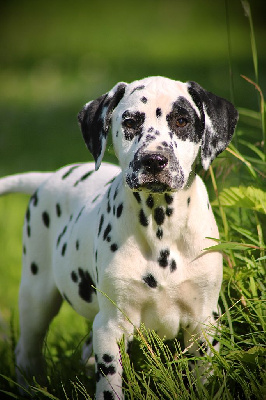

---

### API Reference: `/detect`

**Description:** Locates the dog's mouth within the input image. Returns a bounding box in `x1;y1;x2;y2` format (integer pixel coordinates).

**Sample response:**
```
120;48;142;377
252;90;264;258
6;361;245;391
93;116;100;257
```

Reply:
140;182;171;193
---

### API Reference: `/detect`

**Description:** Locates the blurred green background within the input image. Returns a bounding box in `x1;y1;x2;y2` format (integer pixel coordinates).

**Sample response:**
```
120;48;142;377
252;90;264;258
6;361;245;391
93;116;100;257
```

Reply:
0;0;265;175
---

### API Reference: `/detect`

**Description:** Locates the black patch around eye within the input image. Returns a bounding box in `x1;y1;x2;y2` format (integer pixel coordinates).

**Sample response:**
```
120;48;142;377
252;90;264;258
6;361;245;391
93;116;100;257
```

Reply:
122;111;145;141
166;97;204;142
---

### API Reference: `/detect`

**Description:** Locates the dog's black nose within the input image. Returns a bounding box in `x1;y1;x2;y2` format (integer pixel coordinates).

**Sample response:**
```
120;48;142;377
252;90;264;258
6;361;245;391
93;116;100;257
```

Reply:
141;153;168;173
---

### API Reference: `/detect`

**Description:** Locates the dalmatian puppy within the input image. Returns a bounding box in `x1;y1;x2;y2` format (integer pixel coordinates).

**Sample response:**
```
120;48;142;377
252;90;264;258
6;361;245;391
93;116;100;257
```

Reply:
0;76;238;399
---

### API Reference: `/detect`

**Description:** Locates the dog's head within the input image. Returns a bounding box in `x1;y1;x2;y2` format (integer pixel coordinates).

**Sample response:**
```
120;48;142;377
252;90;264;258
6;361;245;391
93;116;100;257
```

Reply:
78;76;238;193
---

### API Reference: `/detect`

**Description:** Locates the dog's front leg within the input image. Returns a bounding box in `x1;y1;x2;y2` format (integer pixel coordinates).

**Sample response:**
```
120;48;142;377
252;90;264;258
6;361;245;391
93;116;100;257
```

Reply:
93;312;130;400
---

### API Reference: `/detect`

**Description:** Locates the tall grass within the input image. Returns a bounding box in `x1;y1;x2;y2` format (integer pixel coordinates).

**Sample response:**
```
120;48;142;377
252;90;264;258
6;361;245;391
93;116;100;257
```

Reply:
0;1;265;399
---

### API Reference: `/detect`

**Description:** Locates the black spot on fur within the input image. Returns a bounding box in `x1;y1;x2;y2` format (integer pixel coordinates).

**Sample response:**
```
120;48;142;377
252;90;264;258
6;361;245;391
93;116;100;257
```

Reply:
116;203;123;218
98;215;104;236
146;194;154;209
75;206;85;223
103;391;115;400
77;268;96;303
76;240;80;250
31;191;39;206
212;338;219;347
113;187;119;200
148;127;154;132
143;273;157;288
110;243;118;252
187;197;191;206
31;262;38;275
141;96;147;104
61;243;67;256
156;227;163;239
165;194;173;205
71;271;78;282
166;207;173;217
133;192;141;204
23;246;26;255
154;207;165;225
26;207;30;222
158;249;170;268
207;202;210;209
27;225;31;237
74;171;93;187
57;225;67;247
96;363;116;379
102;354;114;363
92;194;100;203
103;224;112;240
156;108;162;118
212;311;219;321
131;85;145;94
170;259;177;272
139;209;148;227
56;203;62;217
42;211;50;228
62;165;79;179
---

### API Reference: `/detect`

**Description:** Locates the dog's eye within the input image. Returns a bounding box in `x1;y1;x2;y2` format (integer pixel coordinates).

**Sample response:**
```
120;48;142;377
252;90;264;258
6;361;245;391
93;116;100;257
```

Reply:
176;118;188;128
123;118;137;129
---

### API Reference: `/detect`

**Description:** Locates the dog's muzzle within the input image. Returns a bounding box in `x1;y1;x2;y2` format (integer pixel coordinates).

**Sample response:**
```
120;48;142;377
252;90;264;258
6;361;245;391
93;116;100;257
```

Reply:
126;151;184;193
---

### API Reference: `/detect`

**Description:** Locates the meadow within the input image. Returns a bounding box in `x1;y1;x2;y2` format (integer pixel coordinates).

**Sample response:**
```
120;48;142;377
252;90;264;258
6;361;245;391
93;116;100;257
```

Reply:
0;1;265;398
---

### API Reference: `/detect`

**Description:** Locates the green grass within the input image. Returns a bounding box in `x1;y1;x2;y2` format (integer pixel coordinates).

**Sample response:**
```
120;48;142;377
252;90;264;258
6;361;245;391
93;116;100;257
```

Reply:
0;1;265;399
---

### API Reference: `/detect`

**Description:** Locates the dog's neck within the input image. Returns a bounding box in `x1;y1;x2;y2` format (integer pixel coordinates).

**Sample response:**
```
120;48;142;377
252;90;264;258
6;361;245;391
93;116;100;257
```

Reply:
122;174;197;253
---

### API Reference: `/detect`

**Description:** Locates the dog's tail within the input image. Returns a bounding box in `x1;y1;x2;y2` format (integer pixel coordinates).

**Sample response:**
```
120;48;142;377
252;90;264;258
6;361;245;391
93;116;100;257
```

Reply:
0;172;52;196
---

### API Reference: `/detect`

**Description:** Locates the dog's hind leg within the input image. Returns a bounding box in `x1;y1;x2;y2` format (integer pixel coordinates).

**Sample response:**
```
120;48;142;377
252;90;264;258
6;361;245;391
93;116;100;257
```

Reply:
15;271;63;391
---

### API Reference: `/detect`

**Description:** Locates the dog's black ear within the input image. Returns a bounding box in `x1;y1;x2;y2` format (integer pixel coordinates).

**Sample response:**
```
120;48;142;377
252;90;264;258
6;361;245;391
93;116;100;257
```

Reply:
187;81;238;170
78;82;127;170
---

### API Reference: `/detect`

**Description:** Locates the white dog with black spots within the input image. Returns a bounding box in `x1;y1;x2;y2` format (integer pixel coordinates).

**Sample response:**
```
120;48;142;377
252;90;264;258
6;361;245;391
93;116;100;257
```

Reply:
0;76;238;399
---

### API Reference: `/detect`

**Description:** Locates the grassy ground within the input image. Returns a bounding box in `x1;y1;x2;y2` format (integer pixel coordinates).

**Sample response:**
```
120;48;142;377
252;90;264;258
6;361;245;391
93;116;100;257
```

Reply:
0;1;265;399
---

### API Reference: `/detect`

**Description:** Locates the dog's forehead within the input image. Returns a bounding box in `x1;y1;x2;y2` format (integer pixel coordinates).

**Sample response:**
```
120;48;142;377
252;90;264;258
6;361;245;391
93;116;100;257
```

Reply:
116;77;193;115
